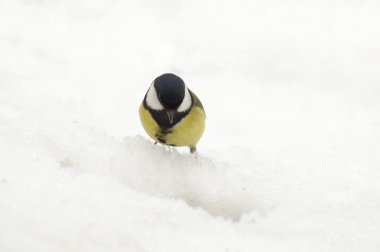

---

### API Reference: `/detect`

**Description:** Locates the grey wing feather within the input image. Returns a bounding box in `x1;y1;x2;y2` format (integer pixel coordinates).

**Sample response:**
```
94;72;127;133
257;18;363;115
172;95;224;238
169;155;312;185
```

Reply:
189;89;205;115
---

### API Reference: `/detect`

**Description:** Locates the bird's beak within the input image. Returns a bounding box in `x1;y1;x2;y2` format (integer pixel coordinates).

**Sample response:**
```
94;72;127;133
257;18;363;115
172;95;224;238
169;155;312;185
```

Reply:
166;110;175;124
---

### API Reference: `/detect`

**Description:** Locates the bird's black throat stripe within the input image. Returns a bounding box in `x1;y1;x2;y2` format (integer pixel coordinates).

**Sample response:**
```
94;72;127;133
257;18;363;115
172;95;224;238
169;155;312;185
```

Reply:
150;109;189;129
143;98;192;144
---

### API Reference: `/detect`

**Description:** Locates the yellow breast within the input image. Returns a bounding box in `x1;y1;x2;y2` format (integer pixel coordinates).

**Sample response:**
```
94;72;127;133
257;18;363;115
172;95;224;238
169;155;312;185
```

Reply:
139;104;205;149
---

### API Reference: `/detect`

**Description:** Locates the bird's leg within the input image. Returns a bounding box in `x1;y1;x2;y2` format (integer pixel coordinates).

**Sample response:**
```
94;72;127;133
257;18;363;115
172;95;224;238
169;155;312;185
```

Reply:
190;146;196;153
154;142;157;145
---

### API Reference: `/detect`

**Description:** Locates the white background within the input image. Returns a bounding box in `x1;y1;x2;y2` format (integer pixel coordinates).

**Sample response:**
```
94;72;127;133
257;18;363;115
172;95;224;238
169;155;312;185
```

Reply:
0;0;379;251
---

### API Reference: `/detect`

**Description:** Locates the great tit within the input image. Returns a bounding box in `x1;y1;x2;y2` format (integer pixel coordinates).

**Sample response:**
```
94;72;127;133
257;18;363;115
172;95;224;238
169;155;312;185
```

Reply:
139;73;205;153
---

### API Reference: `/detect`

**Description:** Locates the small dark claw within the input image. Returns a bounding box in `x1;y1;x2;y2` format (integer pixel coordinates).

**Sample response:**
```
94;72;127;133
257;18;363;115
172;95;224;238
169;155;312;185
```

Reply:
190;146;196;153
154;142;157;145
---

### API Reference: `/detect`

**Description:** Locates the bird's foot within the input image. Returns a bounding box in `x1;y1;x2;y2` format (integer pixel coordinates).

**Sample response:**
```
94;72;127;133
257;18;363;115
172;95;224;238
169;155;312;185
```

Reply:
190;146;196;153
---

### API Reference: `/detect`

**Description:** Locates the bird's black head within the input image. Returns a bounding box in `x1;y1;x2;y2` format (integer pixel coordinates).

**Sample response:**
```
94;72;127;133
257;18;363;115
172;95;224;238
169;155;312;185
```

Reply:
154;73;185;109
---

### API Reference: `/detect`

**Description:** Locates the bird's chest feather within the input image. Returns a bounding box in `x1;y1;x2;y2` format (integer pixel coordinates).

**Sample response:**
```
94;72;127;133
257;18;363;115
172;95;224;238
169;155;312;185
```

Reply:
139;103;205;147
149;109;189;144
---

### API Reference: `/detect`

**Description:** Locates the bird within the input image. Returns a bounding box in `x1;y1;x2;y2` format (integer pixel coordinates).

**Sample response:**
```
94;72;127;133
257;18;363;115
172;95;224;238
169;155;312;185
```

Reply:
139;73;205;153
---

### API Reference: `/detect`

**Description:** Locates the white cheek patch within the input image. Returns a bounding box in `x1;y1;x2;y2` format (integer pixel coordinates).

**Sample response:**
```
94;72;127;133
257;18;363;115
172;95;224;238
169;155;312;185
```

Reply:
146;83;164;110
177;87;192;112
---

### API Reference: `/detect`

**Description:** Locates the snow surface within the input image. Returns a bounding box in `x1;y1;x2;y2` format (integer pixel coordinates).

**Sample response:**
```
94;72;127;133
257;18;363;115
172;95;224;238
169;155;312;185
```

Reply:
1;0;380;251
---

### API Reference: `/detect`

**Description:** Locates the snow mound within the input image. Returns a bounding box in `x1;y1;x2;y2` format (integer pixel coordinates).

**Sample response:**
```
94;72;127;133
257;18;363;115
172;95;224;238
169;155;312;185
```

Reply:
0;113;271;251
1;108;267;220
107;136;269;220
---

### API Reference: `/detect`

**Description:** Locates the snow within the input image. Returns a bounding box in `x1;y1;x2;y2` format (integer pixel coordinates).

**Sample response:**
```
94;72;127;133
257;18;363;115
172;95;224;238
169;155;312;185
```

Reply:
1;0;380;251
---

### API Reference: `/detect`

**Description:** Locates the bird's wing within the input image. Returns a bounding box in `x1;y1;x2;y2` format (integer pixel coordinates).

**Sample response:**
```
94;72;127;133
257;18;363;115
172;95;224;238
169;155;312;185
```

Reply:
189;89;205;115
